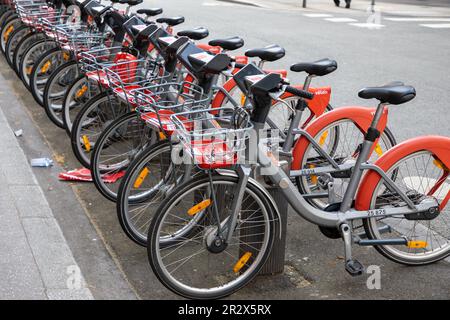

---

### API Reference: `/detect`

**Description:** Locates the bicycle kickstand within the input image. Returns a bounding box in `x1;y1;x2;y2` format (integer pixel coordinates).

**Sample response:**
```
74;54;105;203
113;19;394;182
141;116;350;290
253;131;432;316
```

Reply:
340;223;365;276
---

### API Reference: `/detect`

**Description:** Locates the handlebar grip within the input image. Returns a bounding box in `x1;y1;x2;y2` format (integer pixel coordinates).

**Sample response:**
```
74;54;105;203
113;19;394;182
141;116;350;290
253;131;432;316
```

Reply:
285;86;314;100
234;62;246;69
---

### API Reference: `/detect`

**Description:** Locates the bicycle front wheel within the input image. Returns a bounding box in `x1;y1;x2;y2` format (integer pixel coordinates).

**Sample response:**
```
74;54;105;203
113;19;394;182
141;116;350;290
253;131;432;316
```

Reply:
5;24;29;67
43;61;79;128
19;39;57;90
91;111;156;202
70;92;128;168
30;47;64;106
62;75;101;135
117;140;187;246
148;173;276;299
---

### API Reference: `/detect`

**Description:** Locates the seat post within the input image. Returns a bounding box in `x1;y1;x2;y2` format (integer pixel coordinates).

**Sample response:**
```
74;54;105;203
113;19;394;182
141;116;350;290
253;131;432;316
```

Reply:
370;102;388;130
339;101;388;213
303;74;314;91
257;60;265;69
125;4;131;15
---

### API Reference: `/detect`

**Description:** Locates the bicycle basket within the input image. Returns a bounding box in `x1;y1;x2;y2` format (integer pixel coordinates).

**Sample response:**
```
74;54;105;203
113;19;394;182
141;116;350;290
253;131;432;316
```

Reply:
171;107;253;169
133;81;208;133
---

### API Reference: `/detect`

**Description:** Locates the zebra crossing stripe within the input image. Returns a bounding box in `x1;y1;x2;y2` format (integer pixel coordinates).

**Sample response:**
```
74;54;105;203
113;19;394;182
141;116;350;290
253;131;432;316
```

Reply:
325;17;358;22
385;17;450;22
420;23;450;28
349;23;385;29
303;13;333;18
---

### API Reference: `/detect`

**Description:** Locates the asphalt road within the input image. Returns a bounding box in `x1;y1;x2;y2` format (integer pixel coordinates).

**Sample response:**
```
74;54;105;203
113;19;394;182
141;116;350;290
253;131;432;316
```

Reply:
1;0;450;300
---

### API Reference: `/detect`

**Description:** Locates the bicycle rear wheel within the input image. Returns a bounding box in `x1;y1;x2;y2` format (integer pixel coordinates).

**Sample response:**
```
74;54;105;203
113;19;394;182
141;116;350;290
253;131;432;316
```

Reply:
147;173;276;299
363;150;450;265
297;120;396;209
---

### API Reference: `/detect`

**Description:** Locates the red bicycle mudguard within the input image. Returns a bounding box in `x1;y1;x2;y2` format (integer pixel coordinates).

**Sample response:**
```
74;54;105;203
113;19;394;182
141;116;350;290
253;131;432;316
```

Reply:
291;106;389;170
355;135;450;211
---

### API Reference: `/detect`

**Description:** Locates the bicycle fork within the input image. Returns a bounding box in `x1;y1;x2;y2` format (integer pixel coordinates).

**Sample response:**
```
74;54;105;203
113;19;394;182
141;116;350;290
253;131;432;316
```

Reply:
206;166;251;252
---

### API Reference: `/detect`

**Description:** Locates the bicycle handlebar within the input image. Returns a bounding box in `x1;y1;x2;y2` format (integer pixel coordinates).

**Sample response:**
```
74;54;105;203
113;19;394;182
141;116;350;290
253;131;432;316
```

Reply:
285;85;314;100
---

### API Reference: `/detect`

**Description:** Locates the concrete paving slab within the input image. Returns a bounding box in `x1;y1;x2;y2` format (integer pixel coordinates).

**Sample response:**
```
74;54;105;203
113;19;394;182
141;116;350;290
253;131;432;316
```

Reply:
0;263;47;300
21;217;89;290
46;288;93;300
9;185;53;218
1;163;38;186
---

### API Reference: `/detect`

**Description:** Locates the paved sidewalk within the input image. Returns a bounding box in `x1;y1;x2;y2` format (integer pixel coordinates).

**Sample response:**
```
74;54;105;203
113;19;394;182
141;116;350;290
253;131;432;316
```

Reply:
0;99;92;299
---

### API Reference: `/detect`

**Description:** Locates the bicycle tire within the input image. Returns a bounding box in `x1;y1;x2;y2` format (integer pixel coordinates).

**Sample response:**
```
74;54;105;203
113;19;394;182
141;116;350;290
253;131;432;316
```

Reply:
91;111;156;202
43;60;78;127
70;91;126;168
147;173;277;299
29;46;63;106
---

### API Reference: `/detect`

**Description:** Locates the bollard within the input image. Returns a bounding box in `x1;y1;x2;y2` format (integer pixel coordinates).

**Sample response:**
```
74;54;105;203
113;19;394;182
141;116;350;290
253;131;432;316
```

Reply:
259;185;288;275
240;153;291;275
302;0;307;8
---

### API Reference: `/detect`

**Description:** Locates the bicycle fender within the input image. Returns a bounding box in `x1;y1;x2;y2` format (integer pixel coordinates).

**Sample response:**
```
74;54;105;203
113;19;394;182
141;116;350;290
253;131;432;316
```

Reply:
355;135;450;211
216;169;283;239
291;106;389;170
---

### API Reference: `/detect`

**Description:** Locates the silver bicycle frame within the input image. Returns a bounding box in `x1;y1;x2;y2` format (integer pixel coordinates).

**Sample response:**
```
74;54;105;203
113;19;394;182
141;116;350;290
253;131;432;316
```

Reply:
259;103;431;228
224;102;436;237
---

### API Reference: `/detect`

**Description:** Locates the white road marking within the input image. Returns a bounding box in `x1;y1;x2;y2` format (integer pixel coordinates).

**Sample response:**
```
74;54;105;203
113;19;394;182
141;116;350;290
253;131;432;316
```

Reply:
202;2;233;6
385;17;450;22
349;22;385;29
325;17;358;22
420;23;450;28
384;10;439;17
303;13;333;18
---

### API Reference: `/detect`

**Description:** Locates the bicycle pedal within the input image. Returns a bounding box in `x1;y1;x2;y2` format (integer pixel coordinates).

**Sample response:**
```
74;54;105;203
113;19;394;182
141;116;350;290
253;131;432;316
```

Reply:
345;259;364;277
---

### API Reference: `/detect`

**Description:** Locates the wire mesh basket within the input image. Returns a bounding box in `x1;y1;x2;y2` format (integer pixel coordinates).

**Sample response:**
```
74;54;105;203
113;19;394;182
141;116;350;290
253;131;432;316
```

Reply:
170;107;253;169
104;58;165;96
40;15;83;39
132;81;209;132
78;46;134;86
54;25;107;56
16;1;64;29
79;46;143;72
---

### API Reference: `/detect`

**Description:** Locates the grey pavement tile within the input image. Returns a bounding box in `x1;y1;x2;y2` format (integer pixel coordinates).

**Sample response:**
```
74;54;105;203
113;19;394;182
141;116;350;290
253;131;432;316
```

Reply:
9;185;53;218
46;288;93;300
0;222;34;263
0;265;47;300
0;119;18;142
0;177;17;215
21;217;88;290
0;163;38;186
0;145;28;163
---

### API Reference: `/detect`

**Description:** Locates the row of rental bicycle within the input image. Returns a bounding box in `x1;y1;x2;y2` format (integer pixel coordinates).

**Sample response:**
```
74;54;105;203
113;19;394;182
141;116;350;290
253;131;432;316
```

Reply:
1;0;449;300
